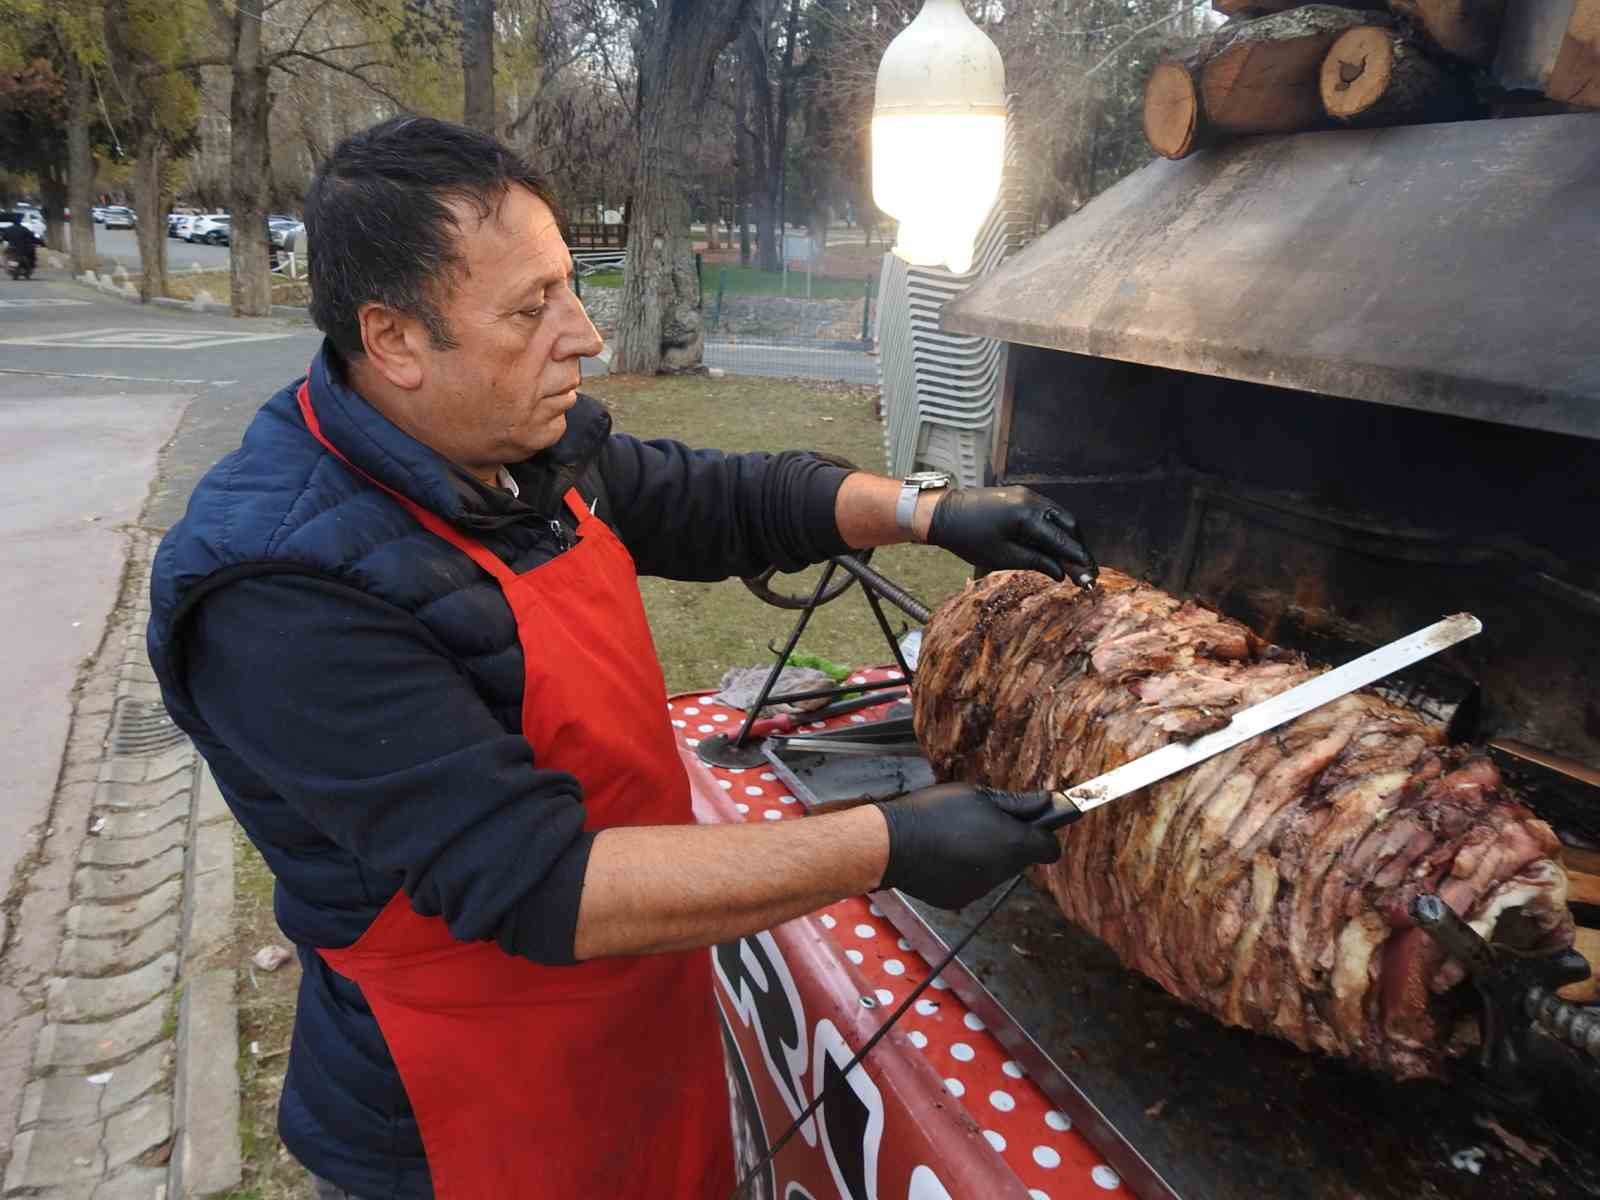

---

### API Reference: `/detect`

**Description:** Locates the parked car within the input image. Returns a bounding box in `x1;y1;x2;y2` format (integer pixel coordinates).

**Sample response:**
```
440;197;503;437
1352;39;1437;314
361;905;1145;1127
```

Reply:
168;208;200;238
15;208;46;240
268;218;302;249
92;206;108;224
187;213;230;244
102;206;136;230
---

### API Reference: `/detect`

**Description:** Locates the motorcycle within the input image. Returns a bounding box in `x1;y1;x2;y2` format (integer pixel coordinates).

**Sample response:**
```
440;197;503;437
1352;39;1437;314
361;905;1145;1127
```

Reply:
5;248;35;281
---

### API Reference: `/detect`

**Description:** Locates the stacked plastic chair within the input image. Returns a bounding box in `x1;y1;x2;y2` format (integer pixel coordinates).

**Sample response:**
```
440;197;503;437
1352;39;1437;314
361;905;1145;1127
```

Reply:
876;102;1028;487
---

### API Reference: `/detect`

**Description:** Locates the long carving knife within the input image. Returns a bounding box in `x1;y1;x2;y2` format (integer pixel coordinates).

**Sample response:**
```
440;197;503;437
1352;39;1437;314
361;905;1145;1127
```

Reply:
1029;613;1483;832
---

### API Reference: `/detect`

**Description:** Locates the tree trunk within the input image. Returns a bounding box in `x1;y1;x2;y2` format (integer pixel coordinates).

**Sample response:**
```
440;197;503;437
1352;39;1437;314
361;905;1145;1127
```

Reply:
744;14;780;274
1145;6;1379;158
40;167;68;253
1388;0;1508;66
734;71;752;265
66;53;97;275
129;132;168;302
463;0;496;134
616;0;752;374
1320;25;1479;124
229;0;274;317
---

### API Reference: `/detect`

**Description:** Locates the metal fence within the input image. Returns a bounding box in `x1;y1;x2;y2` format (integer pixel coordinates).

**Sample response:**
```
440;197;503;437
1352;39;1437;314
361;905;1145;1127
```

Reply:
701;263;877;385
575;257;882;386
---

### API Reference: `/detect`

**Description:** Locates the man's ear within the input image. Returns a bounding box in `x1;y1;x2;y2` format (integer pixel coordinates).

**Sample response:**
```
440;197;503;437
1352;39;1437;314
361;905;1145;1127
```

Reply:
357;303;426;391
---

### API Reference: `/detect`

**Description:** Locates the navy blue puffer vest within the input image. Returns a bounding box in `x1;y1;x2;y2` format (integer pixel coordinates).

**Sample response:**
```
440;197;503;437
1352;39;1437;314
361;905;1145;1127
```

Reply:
147;343;611;1197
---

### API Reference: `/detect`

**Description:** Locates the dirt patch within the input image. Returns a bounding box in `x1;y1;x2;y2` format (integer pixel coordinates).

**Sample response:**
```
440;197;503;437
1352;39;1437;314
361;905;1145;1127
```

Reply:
228;825;313;1200
156;268;309;309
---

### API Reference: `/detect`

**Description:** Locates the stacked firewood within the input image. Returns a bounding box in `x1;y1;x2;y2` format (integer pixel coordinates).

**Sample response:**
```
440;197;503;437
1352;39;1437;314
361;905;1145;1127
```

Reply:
1143;0;1600;159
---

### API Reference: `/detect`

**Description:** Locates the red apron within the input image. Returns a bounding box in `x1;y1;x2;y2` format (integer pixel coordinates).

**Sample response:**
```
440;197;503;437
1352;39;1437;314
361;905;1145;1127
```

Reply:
296;383;735;1199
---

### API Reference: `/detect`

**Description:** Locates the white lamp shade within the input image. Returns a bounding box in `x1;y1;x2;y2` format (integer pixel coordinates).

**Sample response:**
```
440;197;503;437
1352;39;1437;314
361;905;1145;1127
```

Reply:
871;0;1006;275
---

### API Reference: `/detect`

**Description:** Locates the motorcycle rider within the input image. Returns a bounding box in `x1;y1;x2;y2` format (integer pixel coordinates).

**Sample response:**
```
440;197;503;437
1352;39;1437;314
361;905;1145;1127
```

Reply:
2;213;41;278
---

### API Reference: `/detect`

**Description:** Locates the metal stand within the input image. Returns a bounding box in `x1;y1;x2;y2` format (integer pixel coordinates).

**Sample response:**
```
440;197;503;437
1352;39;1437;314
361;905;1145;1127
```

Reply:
694;556;934;769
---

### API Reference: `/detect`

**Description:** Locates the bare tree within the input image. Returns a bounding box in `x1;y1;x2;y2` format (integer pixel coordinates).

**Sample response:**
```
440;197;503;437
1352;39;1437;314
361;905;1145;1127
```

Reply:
614;0;752;374
462;0;496;131
177;0;401;316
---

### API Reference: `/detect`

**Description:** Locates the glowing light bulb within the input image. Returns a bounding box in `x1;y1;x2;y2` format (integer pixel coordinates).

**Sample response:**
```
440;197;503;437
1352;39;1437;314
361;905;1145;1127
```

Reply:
871;0;1005;276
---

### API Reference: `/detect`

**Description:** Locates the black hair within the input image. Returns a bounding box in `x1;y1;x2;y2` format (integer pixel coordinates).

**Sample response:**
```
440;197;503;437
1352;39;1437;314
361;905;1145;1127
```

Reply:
304;115;564;358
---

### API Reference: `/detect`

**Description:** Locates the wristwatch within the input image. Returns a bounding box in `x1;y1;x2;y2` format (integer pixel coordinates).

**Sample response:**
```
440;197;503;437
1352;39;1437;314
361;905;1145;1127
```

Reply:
896;470;953;535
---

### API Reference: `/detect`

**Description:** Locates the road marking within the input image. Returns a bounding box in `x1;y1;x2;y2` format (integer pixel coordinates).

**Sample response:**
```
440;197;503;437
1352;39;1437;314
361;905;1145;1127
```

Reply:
0;298;95;308
0;326;297;350
0;367;210;384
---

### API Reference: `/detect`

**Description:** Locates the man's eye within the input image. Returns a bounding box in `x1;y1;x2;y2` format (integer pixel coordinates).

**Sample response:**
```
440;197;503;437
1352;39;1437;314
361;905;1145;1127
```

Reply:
520;307;545;320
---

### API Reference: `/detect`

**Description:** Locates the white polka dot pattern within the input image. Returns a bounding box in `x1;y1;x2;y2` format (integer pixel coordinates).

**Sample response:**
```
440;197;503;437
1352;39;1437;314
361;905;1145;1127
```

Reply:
667;673;1132;1199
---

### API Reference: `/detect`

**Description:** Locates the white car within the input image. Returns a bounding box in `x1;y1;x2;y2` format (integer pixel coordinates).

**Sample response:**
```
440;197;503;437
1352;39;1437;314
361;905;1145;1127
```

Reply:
16;209;46;239
102;206;136;230
187;213;230;244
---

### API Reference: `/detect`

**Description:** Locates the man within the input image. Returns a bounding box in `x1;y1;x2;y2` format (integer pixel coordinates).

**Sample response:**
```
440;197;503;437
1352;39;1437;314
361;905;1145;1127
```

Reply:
0;213;38;277
148;117;1096;1200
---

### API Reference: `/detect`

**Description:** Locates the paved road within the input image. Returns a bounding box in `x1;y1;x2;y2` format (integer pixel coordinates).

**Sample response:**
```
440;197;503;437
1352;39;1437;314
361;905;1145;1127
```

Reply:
0;282;316;845
0;274;321;1134
66;226;232;272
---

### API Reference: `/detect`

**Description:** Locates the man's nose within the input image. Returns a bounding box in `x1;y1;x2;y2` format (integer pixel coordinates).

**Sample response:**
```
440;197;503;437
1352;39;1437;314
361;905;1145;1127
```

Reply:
556;289;605;359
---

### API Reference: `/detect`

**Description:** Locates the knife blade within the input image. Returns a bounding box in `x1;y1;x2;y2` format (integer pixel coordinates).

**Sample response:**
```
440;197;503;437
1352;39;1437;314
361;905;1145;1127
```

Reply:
1031;612;1482;832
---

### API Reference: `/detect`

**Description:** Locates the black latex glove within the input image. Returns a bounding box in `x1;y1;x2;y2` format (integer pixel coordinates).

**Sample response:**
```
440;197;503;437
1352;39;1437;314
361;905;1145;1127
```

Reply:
926;485;1097;587
876;783;1063;910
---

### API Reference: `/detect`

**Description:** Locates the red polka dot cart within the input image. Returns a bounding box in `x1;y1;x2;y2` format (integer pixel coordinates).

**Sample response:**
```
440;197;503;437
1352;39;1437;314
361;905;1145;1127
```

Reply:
683;554;1146;1200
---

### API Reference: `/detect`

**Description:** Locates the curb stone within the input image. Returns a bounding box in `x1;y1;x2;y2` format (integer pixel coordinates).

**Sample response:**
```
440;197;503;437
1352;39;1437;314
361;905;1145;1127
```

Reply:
3;530;241;1199
65;270;312;323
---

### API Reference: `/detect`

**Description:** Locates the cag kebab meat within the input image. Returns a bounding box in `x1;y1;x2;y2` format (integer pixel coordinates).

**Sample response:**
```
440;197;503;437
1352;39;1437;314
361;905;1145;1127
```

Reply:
912;569;1574;1078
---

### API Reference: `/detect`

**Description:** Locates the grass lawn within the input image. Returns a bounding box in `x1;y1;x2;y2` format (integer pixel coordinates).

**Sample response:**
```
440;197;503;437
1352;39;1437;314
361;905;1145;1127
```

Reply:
581;262;869;302
224;371;966;1197
157;267;310;307
585;372;971;693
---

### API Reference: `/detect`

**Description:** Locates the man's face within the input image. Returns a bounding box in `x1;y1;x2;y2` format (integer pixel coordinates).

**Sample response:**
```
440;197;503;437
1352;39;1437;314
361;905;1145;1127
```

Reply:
413;186;604;472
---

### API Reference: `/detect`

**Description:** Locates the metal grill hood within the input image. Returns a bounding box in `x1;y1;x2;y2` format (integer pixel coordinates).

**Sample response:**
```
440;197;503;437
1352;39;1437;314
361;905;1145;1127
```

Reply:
942;113;1600;440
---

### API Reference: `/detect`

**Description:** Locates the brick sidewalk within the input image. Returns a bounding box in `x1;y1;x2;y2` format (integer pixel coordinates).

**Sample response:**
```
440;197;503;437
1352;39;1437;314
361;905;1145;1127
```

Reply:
3;531;240;1200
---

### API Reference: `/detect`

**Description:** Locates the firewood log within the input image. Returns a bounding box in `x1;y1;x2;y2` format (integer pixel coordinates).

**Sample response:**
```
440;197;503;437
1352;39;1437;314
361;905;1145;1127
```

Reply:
1493;0;1600;107
1215;0;1382;15
1388;0;1510;64
1320;25;1482;123
1144;6;1380;159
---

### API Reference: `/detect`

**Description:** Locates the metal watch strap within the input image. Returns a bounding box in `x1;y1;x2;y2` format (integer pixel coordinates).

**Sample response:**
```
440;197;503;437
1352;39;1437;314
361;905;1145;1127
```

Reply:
895;481;922;534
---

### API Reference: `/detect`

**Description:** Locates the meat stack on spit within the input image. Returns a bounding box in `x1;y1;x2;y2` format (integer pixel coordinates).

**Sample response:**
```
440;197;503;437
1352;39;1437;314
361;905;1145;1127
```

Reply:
912;569;1575;1078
